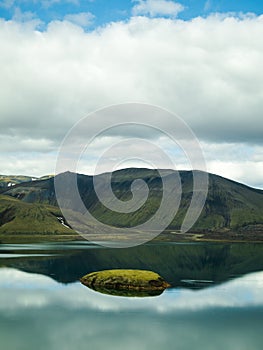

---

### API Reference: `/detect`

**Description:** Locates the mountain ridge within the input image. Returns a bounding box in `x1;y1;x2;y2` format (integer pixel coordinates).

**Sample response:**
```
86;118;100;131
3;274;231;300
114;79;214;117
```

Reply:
0;168;263;240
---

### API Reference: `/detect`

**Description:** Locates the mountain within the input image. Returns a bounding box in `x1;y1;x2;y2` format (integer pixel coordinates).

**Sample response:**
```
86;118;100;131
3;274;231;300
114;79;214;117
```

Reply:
1;168;263;239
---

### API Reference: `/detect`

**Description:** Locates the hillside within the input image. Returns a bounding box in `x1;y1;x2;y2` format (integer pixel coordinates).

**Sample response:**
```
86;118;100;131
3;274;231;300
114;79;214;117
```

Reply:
1;168;263;239
0;194;74;236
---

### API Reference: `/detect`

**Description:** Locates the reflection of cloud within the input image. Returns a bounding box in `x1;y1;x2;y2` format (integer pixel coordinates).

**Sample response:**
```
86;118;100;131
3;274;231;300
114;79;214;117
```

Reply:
0;268;263;312
0;268;262;350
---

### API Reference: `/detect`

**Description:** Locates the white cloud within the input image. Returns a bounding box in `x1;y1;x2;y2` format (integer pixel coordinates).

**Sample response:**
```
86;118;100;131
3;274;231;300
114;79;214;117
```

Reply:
41;0;80;9
0;152;57;176
11;6;43;29
12;7;36;22
0;135;55;152
0;14;263;184
204;0;212;12
132;0;184;17
0;0;80;10
0;0;15;9
64;12;95;28
1;14;263;143
207;160;263;189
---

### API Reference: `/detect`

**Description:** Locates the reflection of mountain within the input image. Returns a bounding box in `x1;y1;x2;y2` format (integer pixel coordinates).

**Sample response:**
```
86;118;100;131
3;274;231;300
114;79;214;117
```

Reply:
2;243;263;289
1;169;263;235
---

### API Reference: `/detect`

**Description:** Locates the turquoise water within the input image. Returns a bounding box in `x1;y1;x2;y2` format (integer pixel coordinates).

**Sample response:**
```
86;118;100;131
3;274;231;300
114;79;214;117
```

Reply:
0;242;263;349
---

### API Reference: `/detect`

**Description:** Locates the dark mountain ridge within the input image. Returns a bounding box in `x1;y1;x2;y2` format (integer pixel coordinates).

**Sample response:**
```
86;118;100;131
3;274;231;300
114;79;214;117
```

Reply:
1;168;263;238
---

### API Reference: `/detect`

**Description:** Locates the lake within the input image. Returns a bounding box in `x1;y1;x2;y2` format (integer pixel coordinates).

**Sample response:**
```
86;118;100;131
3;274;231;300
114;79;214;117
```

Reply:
0;241;263;349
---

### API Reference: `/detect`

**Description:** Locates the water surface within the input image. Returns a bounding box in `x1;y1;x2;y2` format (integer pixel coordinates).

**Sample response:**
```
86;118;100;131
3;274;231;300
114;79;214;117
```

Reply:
0;241;263;349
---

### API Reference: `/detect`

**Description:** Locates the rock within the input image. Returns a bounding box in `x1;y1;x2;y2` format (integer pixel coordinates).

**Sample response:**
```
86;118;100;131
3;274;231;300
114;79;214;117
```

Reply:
80;269;170;295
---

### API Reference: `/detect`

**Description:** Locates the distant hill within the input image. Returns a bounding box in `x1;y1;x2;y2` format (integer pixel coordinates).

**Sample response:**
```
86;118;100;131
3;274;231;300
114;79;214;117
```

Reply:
1;168;263;238
0;174;53;189
0;175;34;189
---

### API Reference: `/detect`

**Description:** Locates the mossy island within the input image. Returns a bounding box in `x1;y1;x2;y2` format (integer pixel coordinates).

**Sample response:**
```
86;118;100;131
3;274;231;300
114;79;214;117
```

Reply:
80;269;171;297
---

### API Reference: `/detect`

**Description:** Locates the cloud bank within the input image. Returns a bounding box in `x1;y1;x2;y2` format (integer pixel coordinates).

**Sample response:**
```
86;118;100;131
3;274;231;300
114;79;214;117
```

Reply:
0;12;262;186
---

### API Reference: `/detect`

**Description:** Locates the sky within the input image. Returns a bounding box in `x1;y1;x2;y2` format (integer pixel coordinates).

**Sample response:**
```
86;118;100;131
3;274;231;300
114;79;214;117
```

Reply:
0;0;263;188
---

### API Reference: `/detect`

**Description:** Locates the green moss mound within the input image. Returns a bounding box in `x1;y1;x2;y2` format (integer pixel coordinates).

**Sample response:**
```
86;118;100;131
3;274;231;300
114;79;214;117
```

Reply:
80;269;170;294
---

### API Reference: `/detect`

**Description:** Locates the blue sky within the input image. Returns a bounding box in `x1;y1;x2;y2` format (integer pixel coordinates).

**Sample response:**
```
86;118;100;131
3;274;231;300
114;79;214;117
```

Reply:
0;0;263;29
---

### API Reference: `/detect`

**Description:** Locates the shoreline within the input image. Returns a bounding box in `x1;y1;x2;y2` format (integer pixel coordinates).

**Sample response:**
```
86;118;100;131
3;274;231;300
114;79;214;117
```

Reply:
1;231;263;244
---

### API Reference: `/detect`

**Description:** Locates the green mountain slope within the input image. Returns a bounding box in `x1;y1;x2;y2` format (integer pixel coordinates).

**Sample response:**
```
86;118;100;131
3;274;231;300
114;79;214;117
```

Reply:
2;168;263;236
0;194;73;235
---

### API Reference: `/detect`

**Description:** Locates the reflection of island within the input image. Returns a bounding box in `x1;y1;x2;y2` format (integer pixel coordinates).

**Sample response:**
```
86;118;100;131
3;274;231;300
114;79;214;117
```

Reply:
85;285;164;297
1;242;263;289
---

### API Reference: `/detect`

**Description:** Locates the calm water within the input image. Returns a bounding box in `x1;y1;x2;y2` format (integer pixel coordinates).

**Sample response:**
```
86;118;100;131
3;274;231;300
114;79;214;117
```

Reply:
0;241;263;350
